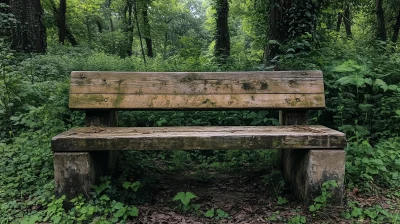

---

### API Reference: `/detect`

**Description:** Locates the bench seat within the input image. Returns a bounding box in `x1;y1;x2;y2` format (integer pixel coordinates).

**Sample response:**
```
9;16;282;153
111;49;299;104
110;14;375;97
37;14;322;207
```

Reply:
52;125;346;151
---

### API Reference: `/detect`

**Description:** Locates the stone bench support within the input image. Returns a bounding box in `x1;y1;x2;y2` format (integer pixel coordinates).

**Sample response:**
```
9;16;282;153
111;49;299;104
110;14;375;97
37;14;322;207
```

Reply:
281;149;345;204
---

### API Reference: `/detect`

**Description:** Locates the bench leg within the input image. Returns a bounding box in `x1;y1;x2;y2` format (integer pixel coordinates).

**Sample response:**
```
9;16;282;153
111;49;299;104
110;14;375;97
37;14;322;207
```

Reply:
54;151;118;199
54;152;95;199
281;149;345;204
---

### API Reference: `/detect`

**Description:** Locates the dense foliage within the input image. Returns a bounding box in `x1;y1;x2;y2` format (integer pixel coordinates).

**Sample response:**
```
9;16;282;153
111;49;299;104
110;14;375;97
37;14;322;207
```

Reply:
1;0;400;223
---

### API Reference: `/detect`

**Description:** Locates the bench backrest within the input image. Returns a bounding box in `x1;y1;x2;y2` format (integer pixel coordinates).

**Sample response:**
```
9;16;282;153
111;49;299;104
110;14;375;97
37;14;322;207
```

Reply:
69;71;325;110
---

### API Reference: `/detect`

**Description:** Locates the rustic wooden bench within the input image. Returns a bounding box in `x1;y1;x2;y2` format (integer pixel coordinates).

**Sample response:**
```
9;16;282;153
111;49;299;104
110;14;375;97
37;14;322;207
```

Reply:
52;70;346;204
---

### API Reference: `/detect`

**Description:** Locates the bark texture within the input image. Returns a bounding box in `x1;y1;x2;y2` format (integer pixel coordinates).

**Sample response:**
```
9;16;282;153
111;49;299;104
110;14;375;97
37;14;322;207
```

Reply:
59;0;66;44
8;0;46;53
49;0;78;46
343;6;352;38
392;9;400;43
142;2;153;57
214;0;230;64
123;0;134;57
265;0;293;65
376;0;387;41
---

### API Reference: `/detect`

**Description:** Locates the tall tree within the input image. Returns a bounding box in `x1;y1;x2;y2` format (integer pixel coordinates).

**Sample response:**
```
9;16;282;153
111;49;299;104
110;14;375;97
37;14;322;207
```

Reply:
343;5;353;38
134;0;146;64
336;3;353;38
214;0;230;64
142;1;153;57
376;0;387;41
122;0;134;57
59;0;66;44
48;0;78;46
265;0;292;65
7;0;46;53
392;9;400;43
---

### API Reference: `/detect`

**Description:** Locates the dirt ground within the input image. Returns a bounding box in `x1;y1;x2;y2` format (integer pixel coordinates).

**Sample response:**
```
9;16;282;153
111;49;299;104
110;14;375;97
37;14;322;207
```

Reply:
127;168;324;224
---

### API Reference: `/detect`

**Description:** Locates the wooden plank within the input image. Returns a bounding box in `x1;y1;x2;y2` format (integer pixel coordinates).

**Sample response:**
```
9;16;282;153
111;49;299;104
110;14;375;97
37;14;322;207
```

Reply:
51;125;346;152
69;93;325;109
70;73;324;95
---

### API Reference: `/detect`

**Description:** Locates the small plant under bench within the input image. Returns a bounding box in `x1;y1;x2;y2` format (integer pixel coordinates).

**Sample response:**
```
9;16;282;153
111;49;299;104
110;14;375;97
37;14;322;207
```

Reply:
51;70;346;206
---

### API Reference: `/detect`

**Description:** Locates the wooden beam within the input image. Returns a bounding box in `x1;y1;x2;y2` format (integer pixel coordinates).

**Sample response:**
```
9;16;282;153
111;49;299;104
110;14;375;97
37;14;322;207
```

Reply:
52;125;346;151
69;93;325;109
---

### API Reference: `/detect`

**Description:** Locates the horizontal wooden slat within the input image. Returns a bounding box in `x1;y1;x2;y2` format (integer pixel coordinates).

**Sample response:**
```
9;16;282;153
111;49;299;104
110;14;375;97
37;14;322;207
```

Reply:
51;125;346;152
69;93;325;109
70;72;324;95
69;71;325;109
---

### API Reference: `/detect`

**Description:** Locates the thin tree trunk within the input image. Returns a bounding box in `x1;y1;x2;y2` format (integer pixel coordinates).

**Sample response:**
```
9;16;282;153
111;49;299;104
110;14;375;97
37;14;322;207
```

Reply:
86;17;92;44
214;0;230;64
107;0;114;31
124;0;134;57
59;0;66;44
96;20;103;33
134;0;146;64
336;12;342;32
392;9;400;43
376;0;387;41
49;0;78;46
343;6;352;38
142;2;153;57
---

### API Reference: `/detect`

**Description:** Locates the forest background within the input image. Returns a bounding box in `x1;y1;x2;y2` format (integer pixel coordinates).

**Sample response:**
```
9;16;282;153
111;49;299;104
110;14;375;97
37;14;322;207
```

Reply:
0;0;400;223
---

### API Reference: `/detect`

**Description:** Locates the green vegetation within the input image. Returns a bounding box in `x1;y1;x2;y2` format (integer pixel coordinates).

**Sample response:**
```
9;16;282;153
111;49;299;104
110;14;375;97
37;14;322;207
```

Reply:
1;0;400;223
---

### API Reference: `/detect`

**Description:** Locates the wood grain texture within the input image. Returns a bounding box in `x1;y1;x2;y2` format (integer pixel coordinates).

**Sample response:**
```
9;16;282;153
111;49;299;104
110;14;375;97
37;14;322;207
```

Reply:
69;93;325;109
69;71;325;109
52;125;346;152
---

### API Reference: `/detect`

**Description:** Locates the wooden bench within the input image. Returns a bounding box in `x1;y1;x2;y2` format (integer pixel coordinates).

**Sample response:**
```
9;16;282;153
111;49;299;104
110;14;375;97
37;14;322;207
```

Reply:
52;70;346;204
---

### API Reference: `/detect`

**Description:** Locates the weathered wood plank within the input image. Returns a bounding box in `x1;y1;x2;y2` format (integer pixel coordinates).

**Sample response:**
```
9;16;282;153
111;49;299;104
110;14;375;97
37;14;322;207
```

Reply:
69;93;325;109
70;75;323;95
52;125;346;151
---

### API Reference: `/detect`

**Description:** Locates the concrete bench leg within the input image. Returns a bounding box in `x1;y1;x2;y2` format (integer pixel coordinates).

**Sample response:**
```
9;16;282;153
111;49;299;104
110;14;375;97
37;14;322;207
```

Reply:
281;149;346;204
54;151;118;199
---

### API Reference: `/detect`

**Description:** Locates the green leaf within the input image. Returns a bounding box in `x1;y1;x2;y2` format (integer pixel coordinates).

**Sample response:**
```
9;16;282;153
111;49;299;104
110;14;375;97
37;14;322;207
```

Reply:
374;79;388;91
99;194;110;201
204;208;215;218
173;192;197;206
129;206;139;217
114;207;127;218
351;207;363;217
277;196;288;205
113;202;124;210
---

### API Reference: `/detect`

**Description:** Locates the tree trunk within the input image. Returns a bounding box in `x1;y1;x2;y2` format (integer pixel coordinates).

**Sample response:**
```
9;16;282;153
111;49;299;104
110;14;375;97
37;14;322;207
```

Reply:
214;0;230;64
392;9;400;43
376;0;387;41
59;0;66;44
49;0;78;46
142;2;153;57
265;0;292;65
123;0;134;57
343;5;352;38
96;20;103;33
134;0;146;64
8;0;46;53
107;0;114;31
336;12;342;32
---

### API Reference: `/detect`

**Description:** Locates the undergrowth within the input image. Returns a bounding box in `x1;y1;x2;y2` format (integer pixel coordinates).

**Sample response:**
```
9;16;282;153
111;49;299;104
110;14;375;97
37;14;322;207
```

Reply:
1;37;400;222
